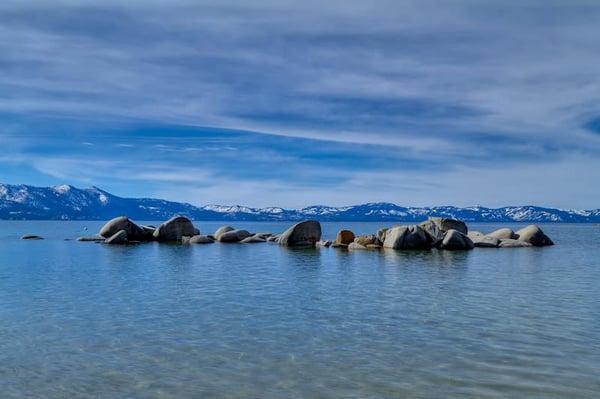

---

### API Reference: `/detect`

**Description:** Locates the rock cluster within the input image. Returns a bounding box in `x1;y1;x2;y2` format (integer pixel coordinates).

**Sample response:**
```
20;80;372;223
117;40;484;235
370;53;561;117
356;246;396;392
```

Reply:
81;215;554;252
323;217;554;252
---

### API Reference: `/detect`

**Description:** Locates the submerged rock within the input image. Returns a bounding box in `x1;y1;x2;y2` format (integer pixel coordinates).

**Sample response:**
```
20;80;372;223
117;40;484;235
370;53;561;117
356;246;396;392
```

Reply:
440;229;474;250
21;235;43;240
488;228;517;240
335;230;355;245
218;229;252;243
515;225;554;246
153;216;197;242
383;225;430;250
331;242;348;248
77;235;105;242
278;220;322;247
105;230;128;245
100;216;148;240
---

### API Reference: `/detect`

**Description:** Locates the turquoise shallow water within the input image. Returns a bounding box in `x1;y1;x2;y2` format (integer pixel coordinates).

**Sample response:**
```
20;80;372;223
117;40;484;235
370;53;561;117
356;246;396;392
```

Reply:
0;221;599;398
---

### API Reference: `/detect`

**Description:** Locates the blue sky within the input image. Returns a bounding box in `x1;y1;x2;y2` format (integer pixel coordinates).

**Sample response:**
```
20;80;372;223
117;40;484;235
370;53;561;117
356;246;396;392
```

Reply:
1;1;600;208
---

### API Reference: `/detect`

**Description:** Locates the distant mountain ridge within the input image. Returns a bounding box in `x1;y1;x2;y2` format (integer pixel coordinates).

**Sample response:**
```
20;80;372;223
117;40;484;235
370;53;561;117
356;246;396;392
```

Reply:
1;183;599;222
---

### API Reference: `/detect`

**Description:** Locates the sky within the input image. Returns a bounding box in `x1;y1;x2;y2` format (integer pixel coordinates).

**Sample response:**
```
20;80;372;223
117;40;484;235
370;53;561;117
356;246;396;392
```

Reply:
1;0;600;209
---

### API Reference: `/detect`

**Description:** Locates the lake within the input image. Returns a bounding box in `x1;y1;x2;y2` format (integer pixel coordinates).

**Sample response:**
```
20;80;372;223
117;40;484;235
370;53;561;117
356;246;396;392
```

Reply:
0;221;599;398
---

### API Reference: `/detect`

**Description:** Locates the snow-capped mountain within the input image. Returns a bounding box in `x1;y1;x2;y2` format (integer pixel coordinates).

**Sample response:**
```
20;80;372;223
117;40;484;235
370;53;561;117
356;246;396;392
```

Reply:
0;183;599;222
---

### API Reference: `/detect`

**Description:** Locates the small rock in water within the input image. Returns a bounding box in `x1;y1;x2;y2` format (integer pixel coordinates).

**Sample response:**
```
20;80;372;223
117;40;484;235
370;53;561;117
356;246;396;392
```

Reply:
21;235;43;240
317;240;333;247
335;230;355;245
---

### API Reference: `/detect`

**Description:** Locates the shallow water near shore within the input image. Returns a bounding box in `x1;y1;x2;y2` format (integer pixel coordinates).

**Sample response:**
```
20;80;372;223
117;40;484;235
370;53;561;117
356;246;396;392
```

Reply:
0;221;599;398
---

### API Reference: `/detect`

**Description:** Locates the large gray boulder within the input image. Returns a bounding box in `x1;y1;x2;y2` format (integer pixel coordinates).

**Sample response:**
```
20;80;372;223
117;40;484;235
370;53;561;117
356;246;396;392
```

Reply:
278;220;322;247
440;229;474;250
471;235;500;248
214;226;235;240
515;225;554;246
218;229;252;243
488;228;517;240
105;230;128;245
99;216;148;240
153;216;197;242
383;225;431;250
499;239;533;248
419;217;468;243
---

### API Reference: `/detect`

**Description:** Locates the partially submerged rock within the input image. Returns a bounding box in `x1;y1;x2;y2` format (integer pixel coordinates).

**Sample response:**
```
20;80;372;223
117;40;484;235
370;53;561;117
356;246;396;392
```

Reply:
515;225;554;246
100;216;148;240
278;220;322;247
21;235;43;240
488;228;517;240
218;229;252;243
187;235;214;244
153;216;197;242
348;242;367;250
471;235;500;248
335;230;355;245
105;230;128;245
317;240;333;247
440;229;474;250
241;235;266;243
77;235;105;242
499;239;533;248
383;225;431;250
354;234;380;246
214;226;235;241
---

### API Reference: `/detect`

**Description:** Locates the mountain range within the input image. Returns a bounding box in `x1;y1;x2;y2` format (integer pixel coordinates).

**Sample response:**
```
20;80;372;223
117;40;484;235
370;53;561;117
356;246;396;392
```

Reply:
1;183;599;222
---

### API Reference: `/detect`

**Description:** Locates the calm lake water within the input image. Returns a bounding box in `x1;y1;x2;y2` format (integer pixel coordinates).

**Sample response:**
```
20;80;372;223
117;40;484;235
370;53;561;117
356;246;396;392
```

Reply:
0;221;599;398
